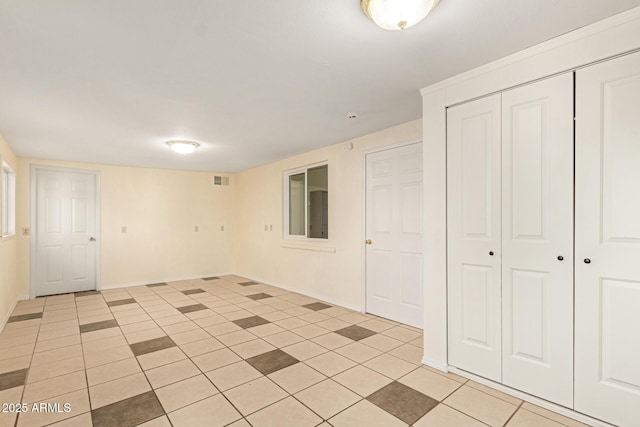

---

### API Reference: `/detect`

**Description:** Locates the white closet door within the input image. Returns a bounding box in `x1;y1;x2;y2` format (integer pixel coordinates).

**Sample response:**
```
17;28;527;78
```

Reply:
575;51;640;427
447;94;502;382
501;73;574;407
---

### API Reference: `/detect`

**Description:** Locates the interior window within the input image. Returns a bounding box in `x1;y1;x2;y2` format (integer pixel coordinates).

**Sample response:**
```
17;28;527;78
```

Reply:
286;164;328;239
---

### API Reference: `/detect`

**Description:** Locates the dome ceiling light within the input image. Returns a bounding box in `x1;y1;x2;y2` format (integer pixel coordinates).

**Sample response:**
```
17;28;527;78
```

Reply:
166;140;200;154
360;0;440;31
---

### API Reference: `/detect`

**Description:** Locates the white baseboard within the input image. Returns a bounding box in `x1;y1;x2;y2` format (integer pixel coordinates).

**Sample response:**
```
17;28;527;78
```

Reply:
448;367;614;427
99;273;233;291
0;295;30;334
421;357;449;373
239;274;362;313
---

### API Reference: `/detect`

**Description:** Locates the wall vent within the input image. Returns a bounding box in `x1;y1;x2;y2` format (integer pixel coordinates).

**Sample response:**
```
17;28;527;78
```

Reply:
214;176;230;186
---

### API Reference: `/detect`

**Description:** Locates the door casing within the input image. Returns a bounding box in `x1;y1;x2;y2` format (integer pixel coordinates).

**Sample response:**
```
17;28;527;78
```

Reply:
30;164;101;299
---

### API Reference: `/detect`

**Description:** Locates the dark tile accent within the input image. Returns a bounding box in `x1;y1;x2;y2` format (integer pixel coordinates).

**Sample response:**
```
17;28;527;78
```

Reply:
176;304;208;314
75;290;101;297
0;369;29;391
239;281;259;286
202;277;220;281
7;312;43;323
147;283;168;288
246;293;272;301
303;302;332;311
91;391;165;427
107;298;137;307
246;349;299;375
367;381;438;425
334;325;377;341
80;319;119;334
130;336;176;357
233;316;270;329
181;289;205;295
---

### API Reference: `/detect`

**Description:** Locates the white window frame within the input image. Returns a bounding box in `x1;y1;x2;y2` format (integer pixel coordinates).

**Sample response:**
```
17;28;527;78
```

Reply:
1;160;16;239
283;161;328;241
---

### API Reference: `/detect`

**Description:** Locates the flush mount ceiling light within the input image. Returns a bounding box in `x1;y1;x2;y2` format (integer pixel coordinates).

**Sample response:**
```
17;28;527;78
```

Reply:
361;0;440;31
166;140;200;154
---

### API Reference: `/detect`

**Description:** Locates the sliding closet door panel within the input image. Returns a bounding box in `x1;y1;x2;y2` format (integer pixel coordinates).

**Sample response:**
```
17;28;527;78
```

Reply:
501;73;574;407
576;51;640;427
447;94;502;382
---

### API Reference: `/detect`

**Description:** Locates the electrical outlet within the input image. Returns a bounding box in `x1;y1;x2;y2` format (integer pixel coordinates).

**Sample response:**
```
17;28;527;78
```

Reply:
194;225;199;232
264;225;268;231
269;224;273;231
220;225;225;231
121;226;127;233
22;227;29;236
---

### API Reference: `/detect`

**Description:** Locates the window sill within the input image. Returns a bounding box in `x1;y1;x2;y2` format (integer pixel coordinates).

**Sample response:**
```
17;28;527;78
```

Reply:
1;234;16;242
280;243;336;253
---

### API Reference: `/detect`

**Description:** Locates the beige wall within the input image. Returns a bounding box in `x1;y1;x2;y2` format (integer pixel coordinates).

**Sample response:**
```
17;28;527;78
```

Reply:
16;159;234;296
0;134;19;325
233;119;422;310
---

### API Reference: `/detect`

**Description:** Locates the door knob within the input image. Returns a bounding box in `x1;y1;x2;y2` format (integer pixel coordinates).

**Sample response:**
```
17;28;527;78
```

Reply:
365;239;372;245
489;251;494;256
89;237;96;242
557;256;564;261
584;258;591;264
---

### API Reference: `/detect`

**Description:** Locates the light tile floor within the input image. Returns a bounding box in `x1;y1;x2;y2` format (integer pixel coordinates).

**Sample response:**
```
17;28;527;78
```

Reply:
0;276;588;427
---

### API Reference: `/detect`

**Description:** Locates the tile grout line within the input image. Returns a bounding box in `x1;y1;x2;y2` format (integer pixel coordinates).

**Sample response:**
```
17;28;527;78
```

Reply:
4;278;456;427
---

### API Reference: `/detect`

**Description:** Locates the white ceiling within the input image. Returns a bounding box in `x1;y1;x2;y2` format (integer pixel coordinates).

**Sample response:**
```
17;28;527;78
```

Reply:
1;0;639;172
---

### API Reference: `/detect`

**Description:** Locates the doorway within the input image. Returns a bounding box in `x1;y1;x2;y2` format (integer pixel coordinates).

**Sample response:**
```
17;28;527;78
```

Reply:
365;142;423;328
31;166;100;297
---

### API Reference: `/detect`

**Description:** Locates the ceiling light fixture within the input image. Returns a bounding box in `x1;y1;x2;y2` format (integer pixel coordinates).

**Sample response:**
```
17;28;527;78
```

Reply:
166;140;200;154
361;0;440;31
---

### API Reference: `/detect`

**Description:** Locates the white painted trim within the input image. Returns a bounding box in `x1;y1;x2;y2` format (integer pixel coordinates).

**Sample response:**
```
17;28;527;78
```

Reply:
100;273;234;290
282;160;329;241
239;274;362;313
420;6;640;97
421;357;449;373
449;367;615;427
361;138;424;319
0;295;30;334
29;165;102;299
420;5;640;372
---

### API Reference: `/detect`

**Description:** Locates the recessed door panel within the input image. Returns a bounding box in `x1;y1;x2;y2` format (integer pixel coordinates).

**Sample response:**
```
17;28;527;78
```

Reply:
71;244;88;280
510;269;548;363
602;75;640;242
72;198;88;233
400;253;422;308
400;183;421;235
461;114;493;239
510;101;546;240
45;246;64;283
447;94;502;382
576;50;640;427
45;198;62;234
373;186;392;234
461;264;492;348
600;279;640;392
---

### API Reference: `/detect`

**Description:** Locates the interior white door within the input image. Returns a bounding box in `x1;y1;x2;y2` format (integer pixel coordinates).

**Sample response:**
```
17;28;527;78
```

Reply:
447;94;502;382
575;51;640;427
501;73;574;407
365;142;423;328
35;168;97;296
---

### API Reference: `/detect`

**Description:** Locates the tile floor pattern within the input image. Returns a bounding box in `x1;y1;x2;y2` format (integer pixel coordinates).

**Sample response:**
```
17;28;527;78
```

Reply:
0;276;589;427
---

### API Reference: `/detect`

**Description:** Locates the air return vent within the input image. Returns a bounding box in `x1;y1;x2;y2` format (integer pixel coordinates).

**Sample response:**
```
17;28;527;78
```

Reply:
214;176;230;186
